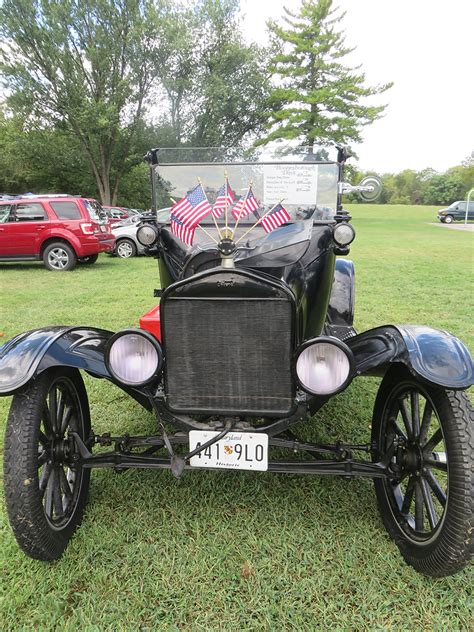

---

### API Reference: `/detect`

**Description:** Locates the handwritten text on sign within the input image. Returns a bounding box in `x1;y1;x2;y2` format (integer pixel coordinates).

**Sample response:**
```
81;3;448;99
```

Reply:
263;164;318;205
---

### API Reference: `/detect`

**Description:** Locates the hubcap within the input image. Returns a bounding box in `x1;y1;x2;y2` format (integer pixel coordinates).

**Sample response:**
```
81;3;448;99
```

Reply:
37;378;84;529
48;247;69;269
117;241;133;258
382;385;448;541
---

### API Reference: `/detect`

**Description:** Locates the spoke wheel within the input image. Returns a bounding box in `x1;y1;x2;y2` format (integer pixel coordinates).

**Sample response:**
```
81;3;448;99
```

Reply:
372;366;473;577
4;368;91;560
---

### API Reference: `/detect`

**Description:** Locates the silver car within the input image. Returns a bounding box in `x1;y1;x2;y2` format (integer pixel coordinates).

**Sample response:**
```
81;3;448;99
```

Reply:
112;209;171;258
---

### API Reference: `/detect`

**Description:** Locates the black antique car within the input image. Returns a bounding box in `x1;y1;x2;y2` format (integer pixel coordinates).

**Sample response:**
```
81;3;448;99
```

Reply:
1;147;473;577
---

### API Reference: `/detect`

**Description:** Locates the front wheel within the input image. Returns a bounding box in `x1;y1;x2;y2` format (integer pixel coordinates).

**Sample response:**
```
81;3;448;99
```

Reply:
3;368;91;560
372;366;473;577
444;214;454;224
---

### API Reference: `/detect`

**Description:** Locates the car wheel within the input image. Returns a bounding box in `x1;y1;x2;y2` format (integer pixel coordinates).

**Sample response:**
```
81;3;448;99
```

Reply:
372;366;473;577
444;215;454;224
116;238;136;258
78;254;99;265
3;368;91;561
43;242;77;271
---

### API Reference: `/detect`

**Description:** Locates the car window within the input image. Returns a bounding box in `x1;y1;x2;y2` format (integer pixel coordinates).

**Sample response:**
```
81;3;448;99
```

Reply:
50;201;82;220
0;204;12;223
84;200;106;222
14;203;48;222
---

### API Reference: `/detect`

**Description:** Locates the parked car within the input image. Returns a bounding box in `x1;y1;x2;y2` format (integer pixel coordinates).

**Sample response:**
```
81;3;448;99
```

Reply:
437;200;474;223
0;147;472;578
111;210;170;258
102;205;129;226
0;195;115;270
111;216;144;258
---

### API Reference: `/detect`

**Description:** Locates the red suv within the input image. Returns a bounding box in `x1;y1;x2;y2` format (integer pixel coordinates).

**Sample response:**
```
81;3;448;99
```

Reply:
0;196;115;271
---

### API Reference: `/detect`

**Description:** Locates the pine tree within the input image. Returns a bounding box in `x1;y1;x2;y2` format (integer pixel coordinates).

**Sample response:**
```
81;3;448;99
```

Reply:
260;0;392;150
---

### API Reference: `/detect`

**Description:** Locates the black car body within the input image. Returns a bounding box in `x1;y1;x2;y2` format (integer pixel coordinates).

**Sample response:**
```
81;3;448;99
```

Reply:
1;146;473;577
437;200;474;223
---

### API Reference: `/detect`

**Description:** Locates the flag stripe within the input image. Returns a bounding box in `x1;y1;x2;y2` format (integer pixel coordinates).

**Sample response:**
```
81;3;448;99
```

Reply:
261;204;291;233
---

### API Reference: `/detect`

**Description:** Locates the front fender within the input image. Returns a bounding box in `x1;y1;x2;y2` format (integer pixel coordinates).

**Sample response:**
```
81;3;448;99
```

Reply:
346;325;473;390
0;327;152;409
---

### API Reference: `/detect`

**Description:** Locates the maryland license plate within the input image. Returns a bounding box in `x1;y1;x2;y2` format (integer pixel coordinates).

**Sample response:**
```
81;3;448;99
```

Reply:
189;431;268;471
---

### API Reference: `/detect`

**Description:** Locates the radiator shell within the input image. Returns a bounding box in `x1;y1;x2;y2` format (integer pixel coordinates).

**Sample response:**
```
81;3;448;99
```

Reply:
161;269;295;416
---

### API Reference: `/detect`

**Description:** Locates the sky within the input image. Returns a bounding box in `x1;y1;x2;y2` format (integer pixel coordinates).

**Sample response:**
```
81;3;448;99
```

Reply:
240;0;474;174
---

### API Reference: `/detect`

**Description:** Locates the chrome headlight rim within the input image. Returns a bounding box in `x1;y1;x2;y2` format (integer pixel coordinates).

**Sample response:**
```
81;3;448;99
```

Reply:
136;223;159;247
333;222;356;247
105;328;163;387
294;336;355;396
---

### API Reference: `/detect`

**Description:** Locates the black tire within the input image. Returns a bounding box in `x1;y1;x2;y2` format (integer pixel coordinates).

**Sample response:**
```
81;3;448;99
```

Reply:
116;238;137;258
78;253;99;265
444;214;454;224
3;368;91;561
43;242;77;271
372;365;474;577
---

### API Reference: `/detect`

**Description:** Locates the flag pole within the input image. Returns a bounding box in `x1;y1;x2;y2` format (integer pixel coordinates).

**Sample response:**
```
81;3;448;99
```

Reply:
234;199;285;245
169;196;218;245
198;178;222;240
223;170;231;239
231;182;253;240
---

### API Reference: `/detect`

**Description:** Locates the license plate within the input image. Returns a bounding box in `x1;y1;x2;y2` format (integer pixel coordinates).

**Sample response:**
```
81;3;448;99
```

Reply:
100;225;107;232
189;431;268;471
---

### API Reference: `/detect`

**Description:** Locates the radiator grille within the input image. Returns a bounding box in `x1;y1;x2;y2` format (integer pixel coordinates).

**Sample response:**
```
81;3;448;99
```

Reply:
163;298;293;414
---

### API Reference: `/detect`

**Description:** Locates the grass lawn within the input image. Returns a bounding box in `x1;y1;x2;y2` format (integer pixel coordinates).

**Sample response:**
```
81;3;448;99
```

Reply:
0;205;473;629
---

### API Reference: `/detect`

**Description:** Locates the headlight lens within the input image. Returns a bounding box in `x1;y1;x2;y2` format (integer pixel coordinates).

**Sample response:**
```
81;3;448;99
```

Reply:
295;339;353;395
137;224;158;246
106;330;162;385
333;223;356;246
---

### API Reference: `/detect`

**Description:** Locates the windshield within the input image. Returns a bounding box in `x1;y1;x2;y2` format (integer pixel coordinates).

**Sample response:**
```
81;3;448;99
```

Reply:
153;146;339;224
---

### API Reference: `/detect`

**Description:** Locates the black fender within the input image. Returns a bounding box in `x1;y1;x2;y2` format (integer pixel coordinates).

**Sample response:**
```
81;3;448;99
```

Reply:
346;324;473;390
0;327;152;410
326;259;355;327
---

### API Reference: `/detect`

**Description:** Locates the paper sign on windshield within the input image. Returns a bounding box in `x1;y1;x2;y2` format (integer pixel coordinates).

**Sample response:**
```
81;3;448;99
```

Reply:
263;164;318;205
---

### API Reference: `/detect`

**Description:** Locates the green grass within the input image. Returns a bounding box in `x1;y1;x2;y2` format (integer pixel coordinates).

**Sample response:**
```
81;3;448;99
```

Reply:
0;205;473;630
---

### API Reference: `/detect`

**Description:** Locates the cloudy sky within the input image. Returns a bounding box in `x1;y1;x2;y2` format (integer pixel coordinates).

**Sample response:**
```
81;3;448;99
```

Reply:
241;0;474;173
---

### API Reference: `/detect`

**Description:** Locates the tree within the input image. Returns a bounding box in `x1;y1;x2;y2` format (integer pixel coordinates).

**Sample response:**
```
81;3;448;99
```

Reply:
153;0;272;147
0;0;163;204
260;0;392;149
423;173;466;205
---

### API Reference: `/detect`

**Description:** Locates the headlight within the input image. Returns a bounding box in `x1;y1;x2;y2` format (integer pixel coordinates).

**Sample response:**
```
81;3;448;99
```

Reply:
137;224;159;246
295;338;354;395
333;223;356;246
105;330;162;386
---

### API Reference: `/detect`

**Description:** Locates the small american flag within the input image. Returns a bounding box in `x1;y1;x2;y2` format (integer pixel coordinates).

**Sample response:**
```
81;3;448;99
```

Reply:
213;179;235;218
261;203;291;233
171;184;212;245
231;187;260;220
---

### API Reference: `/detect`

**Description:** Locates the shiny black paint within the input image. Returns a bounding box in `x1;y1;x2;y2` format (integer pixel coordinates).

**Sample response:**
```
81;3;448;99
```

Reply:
346;324;473;390
158;222;336;343
326;259;355;328
0;327;152;409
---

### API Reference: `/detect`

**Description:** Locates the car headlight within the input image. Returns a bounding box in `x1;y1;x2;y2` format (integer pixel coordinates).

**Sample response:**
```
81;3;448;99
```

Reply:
105;329;162;386
137;224;159;246
333;223;356;247
295;337;354;395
